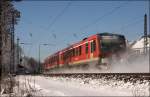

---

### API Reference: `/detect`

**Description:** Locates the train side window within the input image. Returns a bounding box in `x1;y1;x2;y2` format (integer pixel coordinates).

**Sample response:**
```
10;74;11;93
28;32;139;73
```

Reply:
75;48;78;56
91;40;96;53
85;43;88;54
61;55;62;60
91;42;93;53
77;47;79;56
71;50;73;57
69;50;72;57
63;53;65;60
73;49;75;56
70;49;72;57
74;49;76;56
64;52;67;59
93;40;96;51
79;46;82;55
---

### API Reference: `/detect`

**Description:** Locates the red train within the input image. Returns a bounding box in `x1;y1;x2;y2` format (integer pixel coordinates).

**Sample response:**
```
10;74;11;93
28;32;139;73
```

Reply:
44;33;126;72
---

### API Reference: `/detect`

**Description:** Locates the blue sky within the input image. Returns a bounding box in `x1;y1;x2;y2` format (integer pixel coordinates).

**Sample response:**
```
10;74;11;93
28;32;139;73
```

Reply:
13;1;149;62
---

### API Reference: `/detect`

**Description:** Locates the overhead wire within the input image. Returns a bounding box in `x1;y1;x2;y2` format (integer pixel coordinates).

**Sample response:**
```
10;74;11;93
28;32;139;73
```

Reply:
19;2;71;68
47;1;72;31
52;33;56;39
24;1;72;48
46;1;72;47
120;17;144;32
79;1;130;34
73;33;78;38
19;1;146;58
18;18;35;93
23;17;49;32
25;32;36;94
29;4;145;7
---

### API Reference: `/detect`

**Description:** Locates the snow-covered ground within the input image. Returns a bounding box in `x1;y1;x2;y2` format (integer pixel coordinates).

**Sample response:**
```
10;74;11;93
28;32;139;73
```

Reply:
15;75;150;96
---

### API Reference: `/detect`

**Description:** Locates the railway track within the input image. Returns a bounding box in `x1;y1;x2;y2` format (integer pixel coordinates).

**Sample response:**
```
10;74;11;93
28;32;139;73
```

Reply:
44;73;150;83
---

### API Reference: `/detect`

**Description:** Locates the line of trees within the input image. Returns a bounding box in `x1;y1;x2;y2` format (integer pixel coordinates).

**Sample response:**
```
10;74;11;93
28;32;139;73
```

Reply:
0;0;20;76
0;0;41;94
0;0;21;93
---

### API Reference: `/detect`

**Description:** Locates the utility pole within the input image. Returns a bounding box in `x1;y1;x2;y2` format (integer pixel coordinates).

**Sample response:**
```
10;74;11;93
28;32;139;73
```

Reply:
39;45;41;73
10;11;15;74
17;38;20;70
0;0;3;92
8;10;16;95
144;14;148;54
38;43;55;73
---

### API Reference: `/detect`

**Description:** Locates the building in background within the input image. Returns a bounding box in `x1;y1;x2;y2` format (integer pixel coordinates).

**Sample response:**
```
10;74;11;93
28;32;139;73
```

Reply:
131;35;150;54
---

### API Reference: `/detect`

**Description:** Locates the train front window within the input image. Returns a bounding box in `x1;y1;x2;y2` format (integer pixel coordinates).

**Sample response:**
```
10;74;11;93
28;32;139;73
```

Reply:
100;35;125;53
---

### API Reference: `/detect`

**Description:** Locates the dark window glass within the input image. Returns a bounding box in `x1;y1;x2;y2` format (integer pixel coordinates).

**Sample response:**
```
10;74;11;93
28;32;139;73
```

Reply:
61;55;63;60
93;40;96;51
70;49;72;57
75;48;78;56
100;35;126;53
91;42;93;53
90;40;96;53
77;47;79;56
73;49;75;56
85;43;88;54
71;49;74;57
79;46;82;55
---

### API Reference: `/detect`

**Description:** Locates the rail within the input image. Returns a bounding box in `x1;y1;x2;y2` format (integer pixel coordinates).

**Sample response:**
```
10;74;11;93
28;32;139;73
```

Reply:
44;73;150;83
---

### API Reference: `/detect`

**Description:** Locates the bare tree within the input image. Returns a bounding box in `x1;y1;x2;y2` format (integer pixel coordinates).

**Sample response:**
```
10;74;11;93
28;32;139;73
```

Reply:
0;0;21;94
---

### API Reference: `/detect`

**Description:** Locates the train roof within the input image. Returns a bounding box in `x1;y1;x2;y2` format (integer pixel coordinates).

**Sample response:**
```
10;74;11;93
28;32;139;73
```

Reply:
48;34;97;56
97;32;125;37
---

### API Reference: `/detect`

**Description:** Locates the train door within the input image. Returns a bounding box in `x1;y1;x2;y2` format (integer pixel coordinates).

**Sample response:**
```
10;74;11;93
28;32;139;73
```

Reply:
85;42;89;59
90;39;97;59
90;40;94;59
